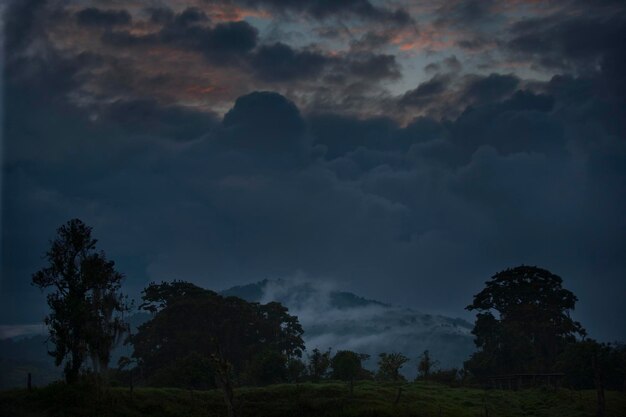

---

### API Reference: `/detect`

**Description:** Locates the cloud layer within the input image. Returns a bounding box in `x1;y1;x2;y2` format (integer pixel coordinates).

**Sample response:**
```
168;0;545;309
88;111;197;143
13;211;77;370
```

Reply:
1;0;625;343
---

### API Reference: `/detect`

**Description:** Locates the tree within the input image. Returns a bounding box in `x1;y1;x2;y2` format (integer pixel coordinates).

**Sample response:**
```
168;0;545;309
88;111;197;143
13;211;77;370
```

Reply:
32;219;130;383
307;348;332;382
130;281;305;379
417;350;438;380
129;281;304;416
465;265;585;377
331;350;370;394
376;352;409;382
331;350;369;382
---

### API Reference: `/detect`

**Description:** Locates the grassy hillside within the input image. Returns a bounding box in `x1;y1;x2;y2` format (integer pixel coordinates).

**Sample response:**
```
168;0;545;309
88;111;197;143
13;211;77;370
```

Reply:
1;381;625;417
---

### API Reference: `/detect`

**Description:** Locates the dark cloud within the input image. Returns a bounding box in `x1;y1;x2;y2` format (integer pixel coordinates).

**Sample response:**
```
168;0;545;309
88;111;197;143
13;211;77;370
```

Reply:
249;46;400;84
242;0;412;25
221;91;307;154
398;74;451;109
508;13;626;84
204;21;259;58
436;0;497;27
146;7;175;25
2;0;626;345
424;56;462;75
349;31;393;52
173;7;209;26
395;117;445;151
159;18;259;61
456;36;493;51
76;7;132;27
310;114;397;159
3;0;47;52
346;54;400;80
461;73;519;105
249;43;330;82
102;9;258;64
100;99;220;141
438;89;560;160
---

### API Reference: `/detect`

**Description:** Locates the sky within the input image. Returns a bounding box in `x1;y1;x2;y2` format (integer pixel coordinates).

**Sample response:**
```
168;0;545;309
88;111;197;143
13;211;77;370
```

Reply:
1;0;625;341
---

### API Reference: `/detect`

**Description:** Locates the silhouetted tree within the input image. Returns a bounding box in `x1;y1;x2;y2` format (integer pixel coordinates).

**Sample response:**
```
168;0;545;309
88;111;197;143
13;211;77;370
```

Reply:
417;350;438;380
138;280;207;313
131;281;305;375
331;350;370;381
465;265;585;377
307;348;332;382
331;350;370;394
32;219;130;384
129;280;304;405
376;352;409;382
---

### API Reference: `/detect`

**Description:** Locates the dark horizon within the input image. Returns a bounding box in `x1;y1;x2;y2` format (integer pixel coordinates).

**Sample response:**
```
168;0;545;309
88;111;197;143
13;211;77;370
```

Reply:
2;0;626;344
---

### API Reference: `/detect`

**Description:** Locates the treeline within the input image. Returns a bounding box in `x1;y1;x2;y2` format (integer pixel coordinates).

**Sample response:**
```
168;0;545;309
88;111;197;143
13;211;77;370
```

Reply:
116;282;449;390
31;219;626;401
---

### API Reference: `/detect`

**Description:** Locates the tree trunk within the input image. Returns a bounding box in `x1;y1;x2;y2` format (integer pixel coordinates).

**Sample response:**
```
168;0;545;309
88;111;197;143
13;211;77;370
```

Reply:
211;354;238;417
66;358;81;384
393;387;402;405
217;374;237;417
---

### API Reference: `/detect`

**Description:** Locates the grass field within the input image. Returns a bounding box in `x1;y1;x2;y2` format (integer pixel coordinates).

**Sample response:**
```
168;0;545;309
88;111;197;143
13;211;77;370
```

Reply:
1;381;625;417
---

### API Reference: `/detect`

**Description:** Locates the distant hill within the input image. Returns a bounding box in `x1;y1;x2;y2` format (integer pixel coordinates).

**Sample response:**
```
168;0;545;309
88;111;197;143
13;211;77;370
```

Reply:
221;278;389;309
221;279;475;378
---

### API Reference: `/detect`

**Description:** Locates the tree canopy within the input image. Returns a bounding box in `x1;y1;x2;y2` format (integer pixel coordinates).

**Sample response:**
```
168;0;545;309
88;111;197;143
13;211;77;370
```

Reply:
331;350;370;382
129;281;304;385
376;352;409;382
465;265;585;376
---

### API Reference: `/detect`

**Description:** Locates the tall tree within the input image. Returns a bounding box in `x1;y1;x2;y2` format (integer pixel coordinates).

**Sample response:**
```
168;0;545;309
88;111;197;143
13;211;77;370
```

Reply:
417;350;438;380
307;348;332;382
465;265;585;376
32;219;130;383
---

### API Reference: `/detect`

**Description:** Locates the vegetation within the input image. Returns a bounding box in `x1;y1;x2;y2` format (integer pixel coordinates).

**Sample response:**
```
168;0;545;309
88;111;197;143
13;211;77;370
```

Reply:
417;350;438;381
128;281;304;386
556;340;626;391
127;280;305;416
464;266;586;377
376;353;410;382
31;219;130;384
331;351;371;382
15;220;626;416
307;348;332;382
2;381;625;417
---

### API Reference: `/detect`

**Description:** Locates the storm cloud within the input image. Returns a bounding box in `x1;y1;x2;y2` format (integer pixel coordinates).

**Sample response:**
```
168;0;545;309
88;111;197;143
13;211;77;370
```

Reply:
1;0;625;344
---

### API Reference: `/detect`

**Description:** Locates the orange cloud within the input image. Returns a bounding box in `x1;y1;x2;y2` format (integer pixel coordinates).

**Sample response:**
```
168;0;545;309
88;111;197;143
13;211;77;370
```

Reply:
391;27;455;53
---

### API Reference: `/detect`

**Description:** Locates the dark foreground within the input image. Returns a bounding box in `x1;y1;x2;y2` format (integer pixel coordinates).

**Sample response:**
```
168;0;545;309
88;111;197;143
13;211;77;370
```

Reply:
1;381;625;417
